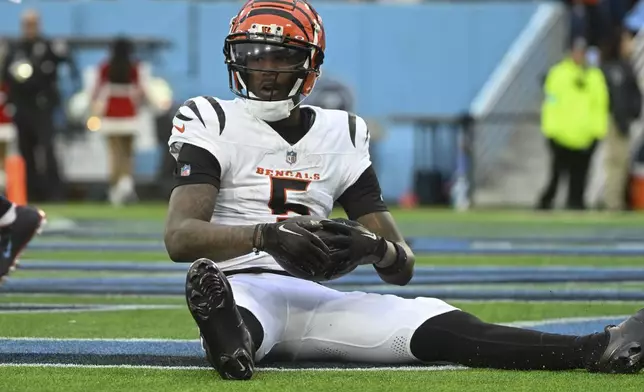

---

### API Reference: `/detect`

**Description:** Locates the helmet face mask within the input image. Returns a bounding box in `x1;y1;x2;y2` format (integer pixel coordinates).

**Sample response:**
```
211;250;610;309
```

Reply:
226;40;312;102
224;0;326;103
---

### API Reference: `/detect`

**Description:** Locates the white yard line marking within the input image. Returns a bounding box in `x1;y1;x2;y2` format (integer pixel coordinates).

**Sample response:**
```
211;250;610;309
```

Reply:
505;314;629;328
0;363;467;371
0;337;197;342
0;304;183;314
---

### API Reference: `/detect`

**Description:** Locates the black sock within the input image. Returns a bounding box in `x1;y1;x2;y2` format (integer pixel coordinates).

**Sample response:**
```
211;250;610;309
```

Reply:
410;310;608;370
238;306;264;352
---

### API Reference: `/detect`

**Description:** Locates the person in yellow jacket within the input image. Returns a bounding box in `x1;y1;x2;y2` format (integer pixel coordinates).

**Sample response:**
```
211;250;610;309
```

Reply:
537;38;609;210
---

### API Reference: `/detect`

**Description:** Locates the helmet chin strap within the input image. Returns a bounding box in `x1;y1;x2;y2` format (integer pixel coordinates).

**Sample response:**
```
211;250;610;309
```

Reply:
237;72;308;122
243;93;295;122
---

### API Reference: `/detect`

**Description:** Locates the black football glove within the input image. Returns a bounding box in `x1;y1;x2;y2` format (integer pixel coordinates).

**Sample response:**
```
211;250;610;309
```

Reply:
320;218;388;267
252;216;332;280
310;224;358;280
320;218;410;280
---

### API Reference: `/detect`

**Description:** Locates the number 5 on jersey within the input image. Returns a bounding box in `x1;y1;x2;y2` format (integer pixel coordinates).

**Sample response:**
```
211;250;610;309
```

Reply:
268;177;311;221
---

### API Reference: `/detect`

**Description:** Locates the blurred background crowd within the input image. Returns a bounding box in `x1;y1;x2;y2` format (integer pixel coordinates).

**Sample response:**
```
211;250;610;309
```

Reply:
0;0;643;212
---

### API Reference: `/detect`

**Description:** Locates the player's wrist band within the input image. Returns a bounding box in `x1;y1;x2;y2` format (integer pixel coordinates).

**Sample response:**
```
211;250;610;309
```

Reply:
374;242;407;275
252;224;265;255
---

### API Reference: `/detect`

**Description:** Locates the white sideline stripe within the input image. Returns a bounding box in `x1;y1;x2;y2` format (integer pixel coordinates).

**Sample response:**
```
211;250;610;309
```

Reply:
1;296;640;305
470;2;564;116
505;314;630;328
0;304;183;314
0;337;197;342
0;363;467;372
453;300;644;305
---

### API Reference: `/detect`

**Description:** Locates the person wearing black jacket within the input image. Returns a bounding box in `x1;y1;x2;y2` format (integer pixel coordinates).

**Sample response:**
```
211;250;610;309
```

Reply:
1;9;79;202
601;29;642;211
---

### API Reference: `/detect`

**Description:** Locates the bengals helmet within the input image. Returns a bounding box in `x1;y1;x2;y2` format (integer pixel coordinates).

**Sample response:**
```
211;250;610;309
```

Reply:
224;0;326;102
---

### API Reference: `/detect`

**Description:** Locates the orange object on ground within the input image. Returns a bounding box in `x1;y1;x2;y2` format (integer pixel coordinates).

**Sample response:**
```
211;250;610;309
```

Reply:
630;163;644;210
5;153;26;205
399;191;419;209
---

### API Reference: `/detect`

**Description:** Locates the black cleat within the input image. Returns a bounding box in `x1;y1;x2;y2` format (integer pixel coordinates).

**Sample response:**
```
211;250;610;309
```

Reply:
590;308;644;374
185;258;255;380
0;206;46;282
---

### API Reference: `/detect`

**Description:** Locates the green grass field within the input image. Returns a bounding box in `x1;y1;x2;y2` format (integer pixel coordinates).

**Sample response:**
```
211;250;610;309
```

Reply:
1;204;643;391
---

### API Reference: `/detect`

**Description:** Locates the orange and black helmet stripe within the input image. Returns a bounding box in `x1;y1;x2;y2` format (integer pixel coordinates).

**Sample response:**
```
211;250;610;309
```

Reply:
249;0;319;28
237;0;321;42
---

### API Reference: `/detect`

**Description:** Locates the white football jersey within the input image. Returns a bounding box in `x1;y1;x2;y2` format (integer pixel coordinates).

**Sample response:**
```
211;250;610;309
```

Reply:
168;96;373;272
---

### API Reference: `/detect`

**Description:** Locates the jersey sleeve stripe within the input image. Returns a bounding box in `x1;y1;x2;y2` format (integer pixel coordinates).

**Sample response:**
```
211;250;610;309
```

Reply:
348;112;357;148
202;96;226;135
175;112;193;122
185;99;206;127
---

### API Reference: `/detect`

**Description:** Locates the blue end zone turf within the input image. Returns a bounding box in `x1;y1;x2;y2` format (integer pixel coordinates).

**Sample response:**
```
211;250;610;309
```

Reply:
13;267;644;284
17;262;644;277
4;271;644;300
0;338;208;367
0;317;627;368
39;226;644;244
24;239;644;256
529;319;622;335
3;284;644;301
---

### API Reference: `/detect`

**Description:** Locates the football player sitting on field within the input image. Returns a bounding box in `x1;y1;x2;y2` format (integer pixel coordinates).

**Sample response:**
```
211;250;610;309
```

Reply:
164;0;644;381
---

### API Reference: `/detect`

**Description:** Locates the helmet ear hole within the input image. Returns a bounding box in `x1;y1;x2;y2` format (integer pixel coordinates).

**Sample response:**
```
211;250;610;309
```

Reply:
313;50;324;69
301;72;318;96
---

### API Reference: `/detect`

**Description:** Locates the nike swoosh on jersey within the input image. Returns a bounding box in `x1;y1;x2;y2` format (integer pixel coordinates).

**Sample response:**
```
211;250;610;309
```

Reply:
278;225;302;236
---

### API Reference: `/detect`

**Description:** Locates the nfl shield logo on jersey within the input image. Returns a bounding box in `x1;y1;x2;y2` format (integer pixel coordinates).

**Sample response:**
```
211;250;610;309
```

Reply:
286;150;297;165
180;164;191;177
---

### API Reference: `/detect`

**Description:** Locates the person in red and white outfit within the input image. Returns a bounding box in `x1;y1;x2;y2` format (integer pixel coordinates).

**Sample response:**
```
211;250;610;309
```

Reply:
90;37;146;205
0;82;16;188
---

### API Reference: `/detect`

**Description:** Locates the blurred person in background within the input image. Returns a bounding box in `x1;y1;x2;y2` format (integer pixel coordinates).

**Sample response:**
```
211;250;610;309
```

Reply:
306;76;384;172
604;0;639;31
90;37;146;206
624;0;644;33
566;0;613;47
600;28;642;211
537;37;609;210
306;76;354;113
0;32;46;279
566;0;639;48
0;82;16;193
1;9;79;202
0;44;15;191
